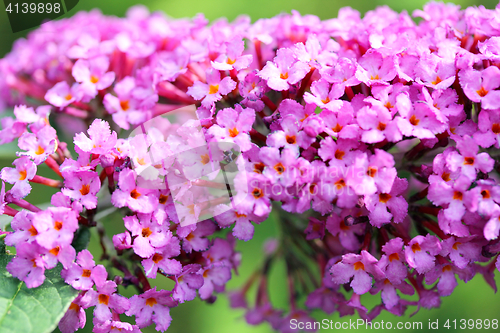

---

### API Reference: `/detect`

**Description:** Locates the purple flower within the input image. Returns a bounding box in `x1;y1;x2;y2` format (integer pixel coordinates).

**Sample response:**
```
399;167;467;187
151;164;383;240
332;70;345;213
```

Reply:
126;287;178;332
207;105;256;152
17;126;57;165
124;213;172;258
446;135;494;181
0;156;36;199
172;264;204;303
111;169;158;214
355;50;396;86
365;177;408;227
33;207;79;249
459;66;500;110
72;56;115;99
405;235;442;274
62;249;107;290
377;237;407;284
212;36;253;71
74;119;117;155
61;171;101;209
187;68;236;108
330;250;385;295
82;280;130;324
474;109;500;148
258;48;309;91
6;242;47;288
45;81;82;108
58;294;87;333
142;237;182;278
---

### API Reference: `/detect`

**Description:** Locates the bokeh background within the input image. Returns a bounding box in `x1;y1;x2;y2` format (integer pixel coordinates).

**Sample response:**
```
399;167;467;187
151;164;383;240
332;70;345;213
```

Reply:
1;1;500;332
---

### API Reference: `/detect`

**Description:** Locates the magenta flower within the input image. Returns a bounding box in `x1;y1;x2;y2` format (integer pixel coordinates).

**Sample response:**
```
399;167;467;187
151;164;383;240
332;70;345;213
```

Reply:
326;211;364;251
446;136;494;181
475;109;500;148
4;210;37;246
6;242;47;288
405;235;441;274
33;207;79;249
142;237;182;278
103;77;148;130
207;105;256;152
357;104;402;143
17;126;57;165
258;48;310;91
74;119;117;155
371;279;414;310
82;280;130;324
212;36;253;71
111;169;158;214
347;150;397;196
0;156;36;199
377;237;407;284
355;50;396;86
45;81;82;108
303;79;344;111
365;177;408;227
126;288;178;332
459;66;500;110
61;170;101;209
124;213;171;258
72;56;115;98
428;175;472;222
214;205;264;241
62;249;107;290
172;264;204;303
187;68;236;108
330;250;385;295
58;294;87;333
415;54;456;89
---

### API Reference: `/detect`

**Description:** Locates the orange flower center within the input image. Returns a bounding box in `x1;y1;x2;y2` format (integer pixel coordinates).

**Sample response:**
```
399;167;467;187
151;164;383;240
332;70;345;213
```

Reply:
280;72;289;80
431;76;442;85
463;157;475;165
366;167;377;177
130;189;141;199
82;269;92;278
409;115;420;126
379;193;392;203
481;190;490;199
90;75;99;84
19;170;27;181
152;253;164;263
159;194;169;205
411;243;421;253
476;86;488;97
98;294;109;305
200;154;210;165
54;221;63;231
208;84;219;94
146;297;158;307
80;184;90;196
65;94;73;101
353;261;365;270
492;123;500;134
253;162;265;174
334;149;345;160
252;188;264;199
228;127;239;138
35;146;45;155
377;122;386;131
388;253;399;262
286;135;296;144
142;228;153;238
453;191;463;200
274;163;285;174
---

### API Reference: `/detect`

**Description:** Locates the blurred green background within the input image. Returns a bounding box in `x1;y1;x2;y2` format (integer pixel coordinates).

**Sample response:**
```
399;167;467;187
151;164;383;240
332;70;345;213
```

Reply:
1;0;500;332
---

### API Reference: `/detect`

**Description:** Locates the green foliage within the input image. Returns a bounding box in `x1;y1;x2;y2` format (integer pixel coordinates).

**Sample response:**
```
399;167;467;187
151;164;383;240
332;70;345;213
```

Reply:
0;252;78;333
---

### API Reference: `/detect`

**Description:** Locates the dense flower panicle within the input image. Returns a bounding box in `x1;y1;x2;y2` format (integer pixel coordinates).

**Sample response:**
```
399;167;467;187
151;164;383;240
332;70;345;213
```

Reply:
1;2;500;332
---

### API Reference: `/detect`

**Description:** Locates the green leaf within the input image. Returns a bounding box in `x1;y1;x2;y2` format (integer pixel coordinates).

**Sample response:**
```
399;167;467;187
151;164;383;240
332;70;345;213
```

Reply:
71;226;91;253
0;253;78;333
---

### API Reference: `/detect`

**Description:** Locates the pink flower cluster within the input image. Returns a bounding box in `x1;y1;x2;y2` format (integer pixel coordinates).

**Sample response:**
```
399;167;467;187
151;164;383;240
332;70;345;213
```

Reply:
1;2;500;332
